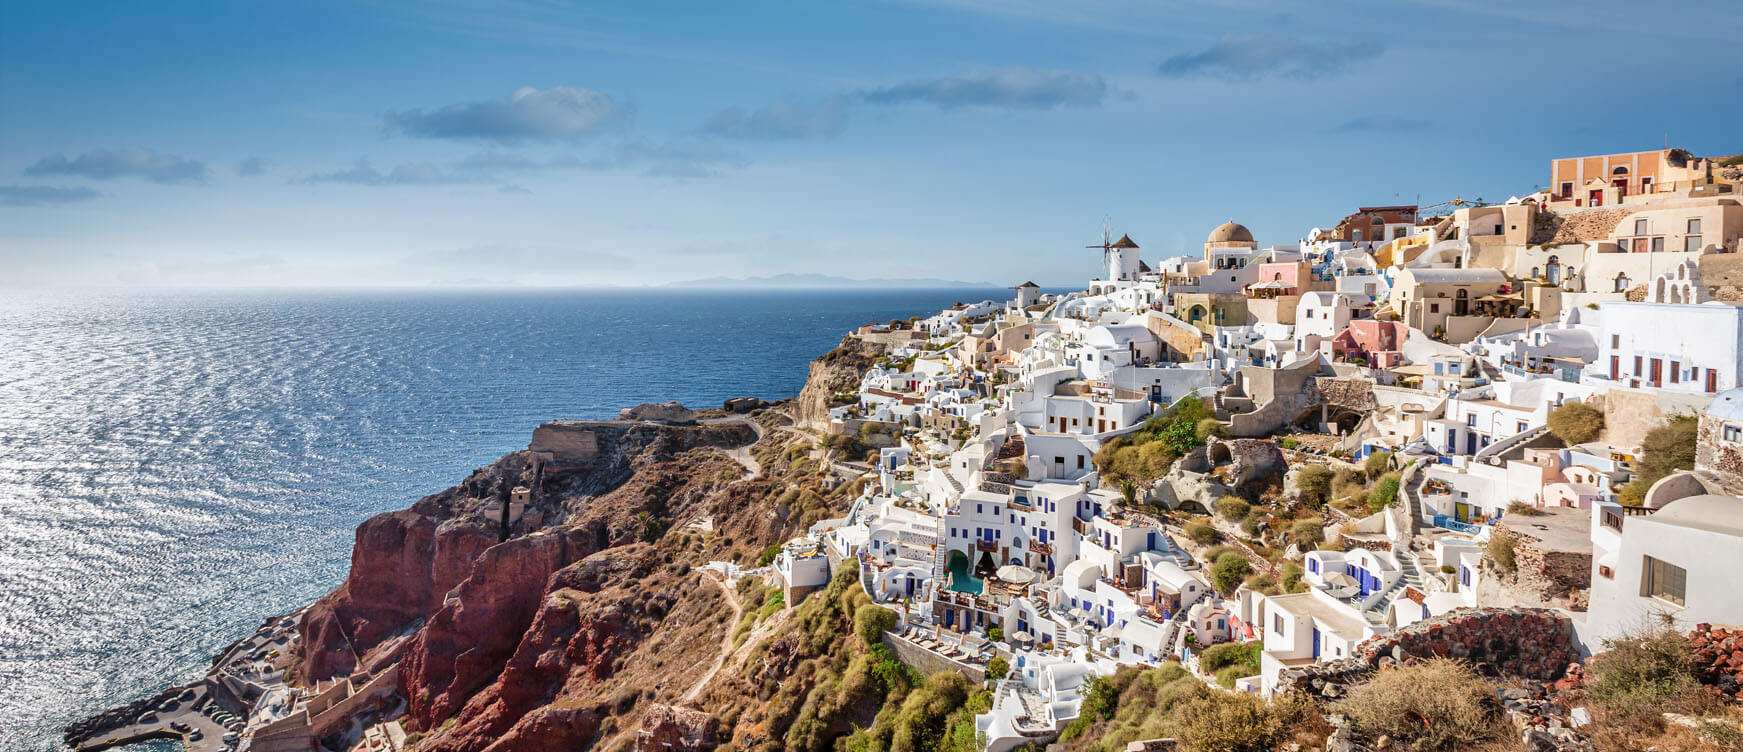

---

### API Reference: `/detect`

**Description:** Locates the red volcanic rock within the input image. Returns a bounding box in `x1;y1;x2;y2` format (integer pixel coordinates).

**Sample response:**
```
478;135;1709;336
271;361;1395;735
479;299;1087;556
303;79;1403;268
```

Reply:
400;527;600;729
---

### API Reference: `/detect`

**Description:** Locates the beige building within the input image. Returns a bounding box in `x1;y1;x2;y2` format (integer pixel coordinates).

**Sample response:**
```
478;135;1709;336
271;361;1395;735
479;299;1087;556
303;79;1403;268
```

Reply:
1385;267;1514;342
1204;220;1259;269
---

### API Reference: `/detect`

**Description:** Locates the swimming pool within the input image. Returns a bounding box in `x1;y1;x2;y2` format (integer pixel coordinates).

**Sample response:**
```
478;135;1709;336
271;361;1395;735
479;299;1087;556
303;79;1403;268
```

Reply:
947;556;983;594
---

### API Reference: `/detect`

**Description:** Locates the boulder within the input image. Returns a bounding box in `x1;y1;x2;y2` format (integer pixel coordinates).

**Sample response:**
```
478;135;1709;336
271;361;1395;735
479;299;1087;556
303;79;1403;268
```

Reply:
620;402;696;424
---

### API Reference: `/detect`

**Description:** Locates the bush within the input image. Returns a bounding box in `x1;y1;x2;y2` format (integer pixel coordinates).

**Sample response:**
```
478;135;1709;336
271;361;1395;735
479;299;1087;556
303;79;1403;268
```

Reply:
1238;515;1260;537
1214;495;1250;522
1588;618;1709;723
1620;414;1700;505
855;604;897;648
1487;528;1516;571
1289;519;1324;547
1195;418;1229;441
986;656;1009;680
1280;561;1306;593
1241;572;1279;597
1547;401;1604;445
1199;641;1261;676
757;544;783;567
1367;472;1401;513
1279;437;1299;450
1363;449;1392;479
1506;500;1542;517
1295;464;1333;507
1335;657;1500;751
1210;552;1252;595
1185;521;1217;545
987;627;1003;644
1173;691;1287;752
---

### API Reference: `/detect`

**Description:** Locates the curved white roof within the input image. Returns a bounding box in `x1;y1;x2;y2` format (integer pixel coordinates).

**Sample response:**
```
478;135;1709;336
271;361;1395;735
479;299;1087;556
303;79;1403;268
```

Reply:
1707;388;1743;422
1653;494;1743;536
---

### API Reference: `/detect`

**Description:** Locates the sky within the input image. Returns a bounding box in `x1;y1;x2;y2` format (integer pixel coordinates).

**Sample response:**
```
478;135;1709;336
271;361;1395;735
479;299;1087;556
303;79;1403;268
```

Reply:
1;0;1740;288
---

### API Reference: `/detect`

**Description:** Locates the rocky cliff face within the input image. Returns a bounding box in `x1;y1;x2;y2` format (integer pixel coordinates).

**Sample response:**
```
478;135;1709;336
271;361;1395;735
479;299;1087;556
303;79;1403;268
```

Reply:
793;335;888;430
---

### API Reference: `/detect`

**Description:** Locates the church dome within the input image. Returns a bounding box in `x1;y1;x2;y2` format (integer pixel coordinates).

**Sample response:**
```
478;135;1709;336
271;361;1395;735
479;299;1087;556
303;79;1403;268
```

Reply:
1207;221;1254;244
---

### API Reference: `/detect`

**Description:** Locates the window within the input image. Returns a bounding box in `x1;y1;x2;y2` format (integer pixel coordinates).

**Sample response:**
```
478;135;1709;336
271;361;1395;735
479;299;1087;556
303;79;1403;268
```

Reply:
1560;181;1573;197
1635;355;1643;376
1053;456;1064;466
1611;334;1620;348
1430;303;1440;313
1688;218;1702;234
1652;236;1664;253
1725;424;1741;442
1517;421;1528;432
1686;234;1702;253
1635;219;1649;235
1642;556;1687;606
1466;414;1476;427
1273;614;1284;633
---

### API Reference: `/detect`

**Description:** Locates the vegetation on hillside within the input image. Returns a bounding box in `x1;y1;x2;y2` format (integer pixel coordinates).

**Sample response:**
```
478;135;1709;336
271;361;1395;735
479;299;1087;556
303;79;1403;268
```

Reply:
1334;657;1503;751
1619;414;1698;505
1546;401;1605;445
1053;665;1325;752
1093;397;1218;481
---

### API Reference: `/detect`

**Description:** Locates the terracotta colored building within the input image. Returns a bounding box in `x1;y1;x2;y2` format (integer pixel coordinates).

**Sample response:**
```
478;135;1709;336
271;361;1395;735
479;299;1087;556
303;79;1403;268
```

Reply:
1330;205;1418;243
1548;149;1721;208
1331;320;1408;368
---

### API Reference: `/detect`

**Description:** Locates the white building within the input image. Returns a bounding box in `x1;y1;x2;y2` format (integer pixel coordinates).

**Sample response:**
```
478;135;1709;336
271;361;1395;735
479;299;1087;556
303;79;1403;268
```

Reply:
1587;301;1743;394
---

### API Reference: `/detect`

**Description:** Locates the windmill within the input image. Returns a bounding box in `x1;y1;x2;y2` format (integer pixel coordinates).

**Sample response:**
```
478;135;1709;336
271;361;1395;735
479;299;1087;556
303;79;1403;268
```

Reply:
1086;217;1114;278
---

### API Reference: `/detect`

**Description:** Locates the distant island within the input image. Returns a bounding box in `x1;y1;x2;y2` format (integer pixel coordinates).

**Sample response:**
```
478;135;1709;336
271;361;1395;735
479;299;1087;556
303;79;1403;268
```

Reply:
666;273;996;289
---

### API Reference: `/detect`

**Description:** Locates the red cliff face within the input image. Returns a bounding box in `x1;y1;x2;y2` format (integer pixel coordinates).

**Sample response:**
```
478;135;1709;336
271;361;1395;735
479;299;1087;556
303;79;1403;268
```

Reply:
297;454;529;681
399;527;598;728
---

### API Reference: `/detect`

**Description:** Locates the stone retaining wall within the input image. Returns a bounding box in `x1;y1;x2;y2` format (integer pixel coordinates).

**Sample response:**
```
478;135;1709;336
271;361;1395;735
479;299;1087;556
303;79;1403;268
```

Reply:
882;632;985;684
1277;607;1578;697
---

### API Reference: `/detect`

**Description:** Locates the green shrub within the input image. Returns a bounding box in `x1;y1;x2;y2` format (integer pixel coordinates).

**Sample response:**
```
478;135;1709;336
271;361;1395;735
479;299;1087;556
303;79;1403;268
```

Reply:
1214;495;1250;522
1588;618;1708;723
1547;401;1604;445
1199;640;1261;677
1184;522;1217;545
1335;657;1500;751
986;656;1009;680
1239;515;1261;537
1295;464;1333;507
987;627;1003;644
1363;450;1392;480
855;604;897;648
1367;472;1400;513
1210;552;1252;595
1620;414;1699;505
1241;573;1279;596
1195;418;1229;441
757;544;783;567
1279;437;1299;450
1280;561;1306;593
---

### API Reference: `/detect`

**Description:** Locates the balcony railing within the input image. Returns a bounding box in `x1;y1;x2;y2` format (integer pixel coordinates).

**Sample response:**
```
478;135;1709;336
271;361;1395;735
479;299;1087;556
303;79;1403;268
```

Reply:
1029;541;1053;556
976;539;999;553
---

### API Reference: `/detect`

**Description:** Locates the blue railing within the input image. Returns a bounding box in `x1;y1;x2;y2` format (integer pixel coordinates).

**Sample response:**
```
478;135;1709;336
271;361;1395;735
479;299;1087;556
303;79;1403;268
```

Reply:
1432;514;1482;534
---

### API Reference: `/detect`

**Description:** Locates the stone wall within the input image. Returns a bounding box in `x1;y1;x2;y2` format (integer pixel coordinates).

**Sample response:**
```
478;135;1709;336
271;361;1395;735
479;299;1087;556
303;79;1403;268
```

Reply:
1277;607;1578;698
882;632;986;684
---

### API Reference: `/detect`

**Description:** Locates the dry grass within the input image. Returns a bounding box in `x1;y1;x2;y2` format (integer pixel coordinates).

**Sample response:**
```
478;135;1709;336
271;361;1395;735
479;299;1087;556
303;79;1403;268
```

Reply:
1334;658;1504;751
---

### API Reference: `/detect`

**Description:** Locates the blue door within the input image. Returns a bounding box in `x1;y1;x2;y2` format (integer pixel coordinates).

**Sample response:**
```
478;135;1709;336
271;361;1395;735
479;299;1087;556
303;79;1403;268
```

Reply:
1311;627;1321;658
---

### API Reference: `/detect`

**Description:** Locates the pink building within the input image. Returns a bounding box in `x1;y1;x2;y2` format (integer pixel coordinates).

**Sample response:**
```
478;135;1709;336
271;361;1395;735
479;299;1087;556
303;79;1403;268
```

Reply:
1331;320;1407;368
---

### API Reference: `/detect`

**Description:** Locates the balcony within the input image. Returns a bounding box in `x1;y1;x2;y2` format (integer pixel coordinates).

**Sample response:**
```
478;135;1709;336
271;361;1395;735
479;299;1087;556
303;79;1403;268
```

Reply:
976;539;999;553
1072;517;1091;536
1029;540;1053;556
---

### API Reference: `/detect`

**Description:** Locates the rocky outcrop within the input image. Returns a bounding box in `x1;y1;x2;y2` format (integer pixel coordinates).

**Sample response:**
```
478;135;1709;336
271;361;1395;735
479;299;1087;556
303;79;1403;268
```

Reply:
399;527;599;727
636;704;720;752
793;336;888;430
1691;623;1743;701
620;401;697;424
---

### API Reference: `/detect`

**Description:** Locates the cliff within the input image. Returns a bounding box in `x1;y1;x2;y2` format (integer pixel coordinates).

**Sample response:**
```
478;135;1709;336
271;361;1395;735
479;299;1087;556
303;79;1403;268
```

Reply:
793;335;889;430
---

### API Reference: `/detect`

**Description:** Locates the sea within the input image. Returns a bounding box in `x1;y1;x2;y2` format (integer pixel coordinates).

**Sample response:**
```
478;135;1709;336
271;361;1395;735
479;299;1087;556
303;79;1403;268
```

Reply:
0;287;1007;751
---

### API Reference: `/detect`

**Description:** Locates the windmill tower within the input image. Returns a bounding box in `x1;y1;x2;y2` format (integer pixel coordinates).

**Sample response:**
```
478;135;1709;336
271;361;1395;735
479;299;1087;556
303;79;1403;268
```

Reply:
1086;218;1140;282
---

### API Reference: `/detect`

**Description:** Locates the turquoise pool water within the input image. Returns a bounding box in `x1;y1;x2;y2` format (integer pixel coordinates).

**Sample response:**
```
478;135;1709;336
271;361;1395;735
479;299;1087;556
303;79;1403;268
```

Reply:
947;557;983;594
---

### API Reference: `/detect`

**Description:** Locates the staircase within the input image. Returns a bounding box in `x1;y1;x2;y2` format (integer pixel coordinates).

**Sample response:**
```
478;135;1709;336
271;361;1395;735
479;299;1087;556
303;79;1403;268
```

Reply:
933;519;949;583
1365;550;1428;624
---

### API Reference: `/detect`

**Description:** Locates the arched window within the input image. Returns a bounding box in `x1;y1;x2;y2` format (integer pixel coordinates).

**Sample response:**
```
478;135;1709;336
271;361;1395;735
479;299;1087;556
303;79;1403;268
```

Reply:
1545;255;1561;285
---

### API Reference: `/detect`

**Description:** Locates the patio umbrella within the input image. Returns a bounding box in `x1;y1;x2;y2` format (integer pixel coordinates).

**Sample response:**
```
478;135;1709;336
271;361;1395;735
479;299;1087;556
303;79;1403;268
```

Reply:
1102;624;1123;640
1323;571;1359;588
1069;607;1089;620
996;565;1037;584
1011;631;1033;643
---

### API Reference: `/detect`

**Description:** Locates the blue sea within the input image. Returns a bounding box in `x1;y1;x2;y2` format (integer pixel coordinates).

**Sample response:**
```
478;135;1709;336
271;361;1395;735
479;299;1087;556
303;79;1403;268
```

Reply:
0;287;1005;751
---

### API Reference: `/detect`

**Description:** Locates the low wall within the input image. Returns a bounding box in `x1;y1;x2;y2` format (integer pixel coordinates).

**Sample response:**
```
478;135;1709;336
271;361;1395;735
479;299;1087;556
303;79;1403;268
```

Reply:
1276;607;1577;697
882;632;985;684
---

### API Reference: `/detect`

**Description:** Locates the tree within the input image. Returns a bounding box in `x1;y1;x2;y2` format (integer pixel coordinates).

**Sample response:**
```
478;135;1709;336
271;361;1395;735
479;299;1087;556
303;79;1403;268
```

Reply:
1290;519;1324;547
1619;414;1699;505
1210;552;1252;595
855;604;898;647
1214;495;1250;522
986;656;1009;680
1546;401;1604;445
1295;464;1333;507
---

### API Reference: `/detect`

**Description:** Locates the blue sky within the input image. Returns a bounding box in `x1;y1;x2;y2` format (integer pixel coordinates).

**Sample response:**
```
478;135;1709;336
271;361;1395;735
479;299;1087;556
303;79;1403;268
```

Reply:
2;0;1739;288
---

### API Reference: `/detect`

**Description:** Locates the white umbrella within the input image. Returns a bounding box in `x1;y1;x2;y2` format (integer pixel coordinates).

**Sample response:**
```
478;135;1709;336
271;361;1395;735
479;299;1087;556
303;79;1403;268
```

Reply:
1102;624;1123;640
1323;571;1359;588
1069;607;1089;620
1011;631;1033;643
996;565;1036;584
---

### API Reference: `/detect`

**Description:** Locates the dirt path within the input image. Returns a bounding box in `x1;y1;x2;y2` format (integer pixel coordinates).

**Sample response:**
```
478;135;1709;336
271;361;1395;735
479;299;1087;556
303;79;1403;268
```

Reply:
682;572;744;703
703;415;766;478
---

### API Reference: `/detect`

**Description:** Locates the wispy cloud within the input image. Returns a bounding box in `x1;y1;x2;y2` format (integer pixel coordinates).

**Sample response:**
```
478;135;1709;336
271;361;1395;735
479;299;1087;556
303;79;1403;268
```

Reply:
1157;35;1384;80
859;68;1110;109
235;158;269;176
299;160;479;186
703;97;848;140
0;185;103;207
588;141;748;178
383;85;630;144
1332;116;1429;133
25;149;209;183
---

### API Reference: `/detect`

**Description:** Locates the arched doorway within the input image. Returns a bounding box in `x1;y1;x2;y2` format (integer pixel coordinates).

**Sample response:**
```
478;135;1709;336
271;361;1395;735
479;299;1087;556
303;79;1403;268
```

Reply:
1454;288;1469;316
1546;255;1561;285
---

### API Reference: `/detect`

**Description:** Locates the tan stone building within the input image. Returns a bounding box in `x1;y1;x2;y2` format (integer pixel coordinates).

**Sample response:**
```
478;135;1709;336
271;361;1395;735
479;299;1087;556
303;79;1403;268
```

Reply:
1547;149;1733;210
